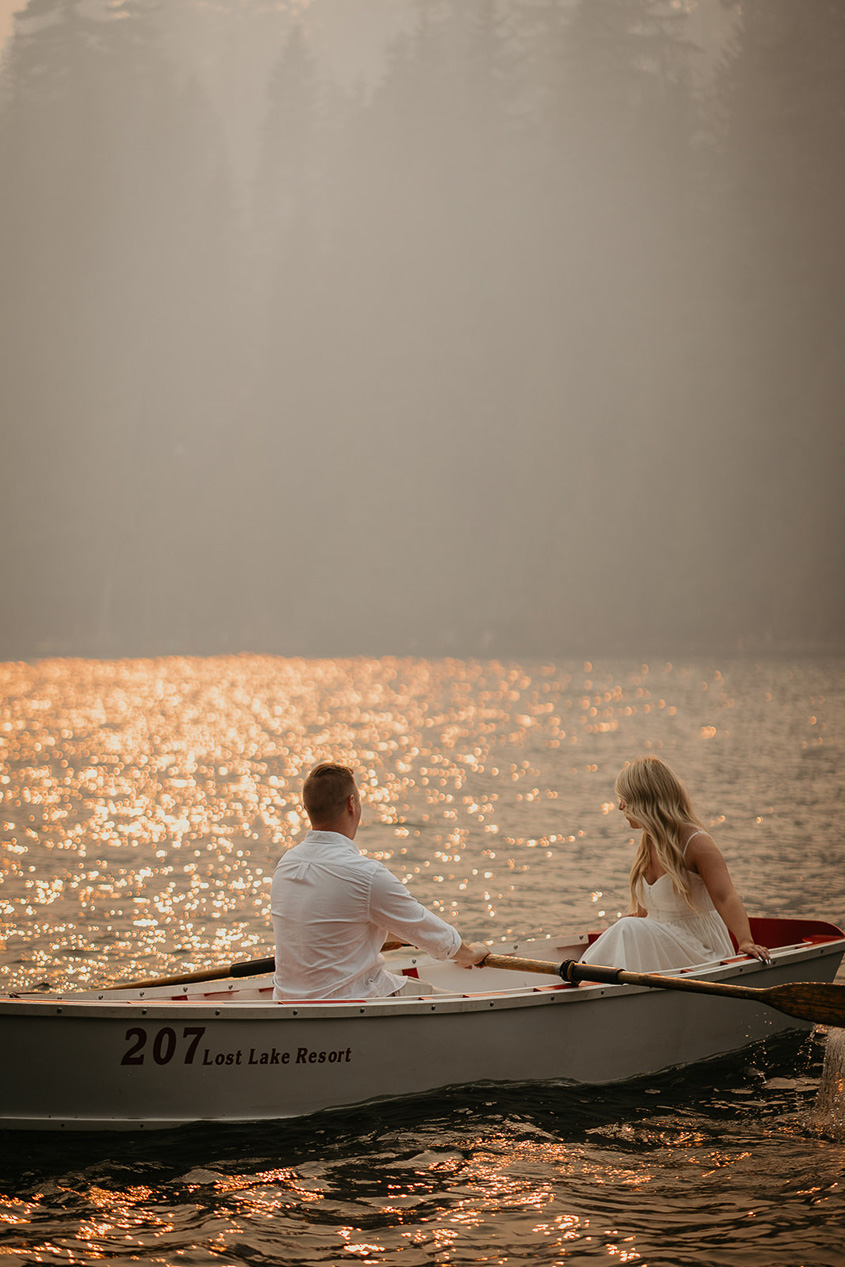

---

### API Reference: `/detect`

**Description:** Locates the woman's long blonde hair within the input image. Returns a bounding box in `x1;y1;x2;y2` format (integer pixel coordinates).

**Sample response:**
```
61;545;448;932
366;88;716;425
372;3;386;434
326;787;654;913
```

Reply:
616;756;706;912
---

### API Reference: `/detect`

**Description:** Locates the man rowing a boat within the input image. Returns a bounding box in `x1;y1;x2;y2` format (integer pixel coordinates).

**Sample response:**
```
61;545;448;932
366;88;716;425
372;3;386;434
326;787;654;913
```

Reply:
271;762;489;1000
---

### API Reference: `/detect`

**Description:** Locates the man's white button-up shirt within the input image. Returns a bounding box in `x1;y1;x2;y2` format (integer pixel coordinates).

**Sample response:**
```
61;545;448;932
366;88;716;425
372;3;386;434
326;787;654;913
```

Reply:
271;830;462;1000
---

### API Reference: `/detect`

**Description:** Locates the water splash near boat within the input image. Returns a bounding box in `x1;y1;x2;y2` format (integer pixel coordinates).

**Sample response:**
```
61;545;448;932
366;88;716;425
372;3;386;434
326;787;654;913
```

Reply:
808;1028;845;1140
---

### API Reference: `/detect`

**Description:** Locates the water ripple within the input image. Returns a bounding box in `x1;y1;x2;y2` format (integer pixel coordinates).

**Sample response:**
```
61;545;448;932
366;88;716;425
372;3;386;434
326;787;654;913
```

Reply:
2;655;845;1263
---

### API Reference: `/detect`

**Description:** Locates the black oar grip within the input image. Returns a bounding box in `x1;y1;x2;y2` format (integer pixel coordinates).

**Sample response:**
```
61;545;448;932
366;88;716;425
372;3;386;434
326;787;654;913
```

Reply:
230;956;275;978
563;959;627;986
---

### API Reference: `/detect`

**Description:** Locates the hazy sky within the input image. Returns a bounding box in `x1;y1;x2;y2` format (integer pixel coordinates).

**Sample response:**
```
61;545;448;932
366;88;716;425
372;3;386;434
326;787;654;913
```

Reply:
1;1;843;662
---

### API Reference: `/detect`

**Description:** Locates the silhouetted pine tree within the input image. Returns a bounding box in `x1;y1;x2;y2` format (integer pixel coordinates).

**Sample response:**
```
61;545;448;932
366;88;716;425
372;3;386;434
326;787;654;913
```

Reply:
706;0;845;643
247;18;333;650
463;0;709;643
298;0;530;649
0;0;244;654
0;0;117;653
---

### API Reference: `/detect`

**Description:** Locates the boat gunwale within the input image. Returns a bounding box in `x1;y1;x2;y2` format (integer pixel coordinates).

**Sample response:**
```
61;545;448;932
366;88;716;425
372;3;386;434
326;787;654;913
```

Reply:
2;934;842;1023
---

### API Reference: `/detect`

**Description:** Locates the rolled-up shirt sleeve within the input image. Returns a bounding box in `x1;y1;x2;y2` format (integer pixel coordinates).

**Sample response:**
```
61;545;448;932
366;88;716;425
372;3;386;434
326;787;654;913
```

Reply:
368;866;462;960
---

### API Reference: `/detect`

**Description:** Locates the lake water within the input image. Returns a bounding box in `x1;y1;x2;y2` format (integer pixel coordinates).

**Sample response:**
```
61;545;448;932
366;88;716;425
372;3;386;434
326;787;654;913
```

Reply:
1;654;844;1265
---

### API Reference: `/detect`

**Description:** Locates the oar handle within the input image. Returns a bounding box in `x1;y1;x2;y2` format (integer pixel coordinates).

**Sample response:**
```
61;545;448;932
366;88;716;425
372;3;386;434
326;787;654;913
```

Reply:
482;952;568;978
481;952;623;984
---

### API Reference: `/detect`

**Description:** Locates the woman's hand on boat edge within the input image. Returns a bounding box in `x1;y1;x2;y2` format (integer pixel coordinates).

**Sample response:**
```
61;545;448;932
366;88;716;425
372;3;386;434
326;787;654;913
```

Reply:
737;938;774;965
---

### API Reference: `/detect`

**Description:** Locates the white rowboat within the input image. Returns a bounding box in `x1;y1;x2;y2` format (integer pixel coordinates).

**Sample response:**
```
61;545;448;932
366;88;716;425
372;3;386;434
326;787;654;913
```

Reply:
1;917;842;1131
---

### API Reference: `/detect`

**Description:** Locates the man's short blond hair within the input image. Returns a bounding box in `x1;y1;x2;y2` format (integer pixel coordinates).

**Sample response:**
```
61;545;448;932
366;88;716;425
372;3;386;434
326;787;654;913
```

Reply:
303;762;357;824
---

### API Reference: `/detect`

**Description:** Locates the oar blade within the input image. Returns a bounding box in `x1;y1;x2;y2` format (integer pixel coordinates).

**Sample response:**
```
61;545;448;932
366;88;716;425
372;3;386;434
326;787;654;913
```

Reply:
767;982;845;1028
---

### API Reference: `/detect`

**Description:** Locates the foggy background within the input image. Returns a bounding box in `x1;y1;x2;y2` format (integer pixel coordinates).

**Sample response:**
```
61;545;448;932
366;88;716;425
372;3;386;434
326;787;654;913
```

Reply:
1;0;843;662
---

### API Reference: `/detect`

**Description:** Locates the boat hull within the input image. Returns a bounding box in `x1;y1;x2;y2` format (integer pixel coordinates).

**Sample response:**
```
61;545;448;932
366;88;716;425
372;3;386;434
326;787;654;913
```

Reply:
2;919;842;1130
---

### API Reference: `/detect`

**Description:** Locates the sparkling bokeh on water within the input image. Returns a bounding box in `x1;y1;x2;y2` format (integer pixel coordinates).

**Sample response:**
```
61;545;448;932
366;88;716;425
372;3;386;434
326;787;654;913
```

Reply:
1;653;844;1265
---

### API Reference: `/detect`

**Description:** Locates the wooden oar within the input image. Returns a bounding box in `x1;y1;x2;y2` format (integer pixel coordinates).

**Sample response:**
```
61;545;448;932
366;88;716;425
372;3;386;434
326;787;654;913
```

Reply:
481;953;845;1028
107;955;276;991
105;940;410;992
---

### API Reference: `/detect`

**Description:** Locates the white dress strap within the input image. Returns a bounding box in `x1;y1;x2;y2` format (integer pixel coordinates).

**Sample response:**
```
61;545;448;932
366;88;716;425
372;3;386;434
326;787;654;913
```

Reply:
682;829;707;857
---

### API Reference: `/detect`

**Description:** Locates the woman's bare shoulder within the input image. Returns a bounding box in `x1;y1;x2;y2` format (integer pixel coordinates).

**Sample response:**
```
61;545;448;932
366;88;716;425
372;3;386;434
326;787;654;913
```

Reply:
683;829;719;863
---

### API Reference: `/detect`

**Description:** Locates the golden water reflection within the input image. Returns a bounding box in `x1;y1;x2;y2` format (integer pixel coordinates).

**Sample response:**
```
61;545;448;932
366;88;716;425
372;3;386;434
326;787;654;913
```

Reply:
1;654;841;990
5;1098;843;1267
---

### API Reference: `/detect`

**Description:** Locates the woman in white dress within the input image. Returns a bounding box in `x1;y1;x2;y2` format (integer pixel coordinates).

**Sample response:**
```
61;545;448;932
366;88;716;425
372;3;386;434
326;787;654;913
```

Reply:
580;756;771;972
